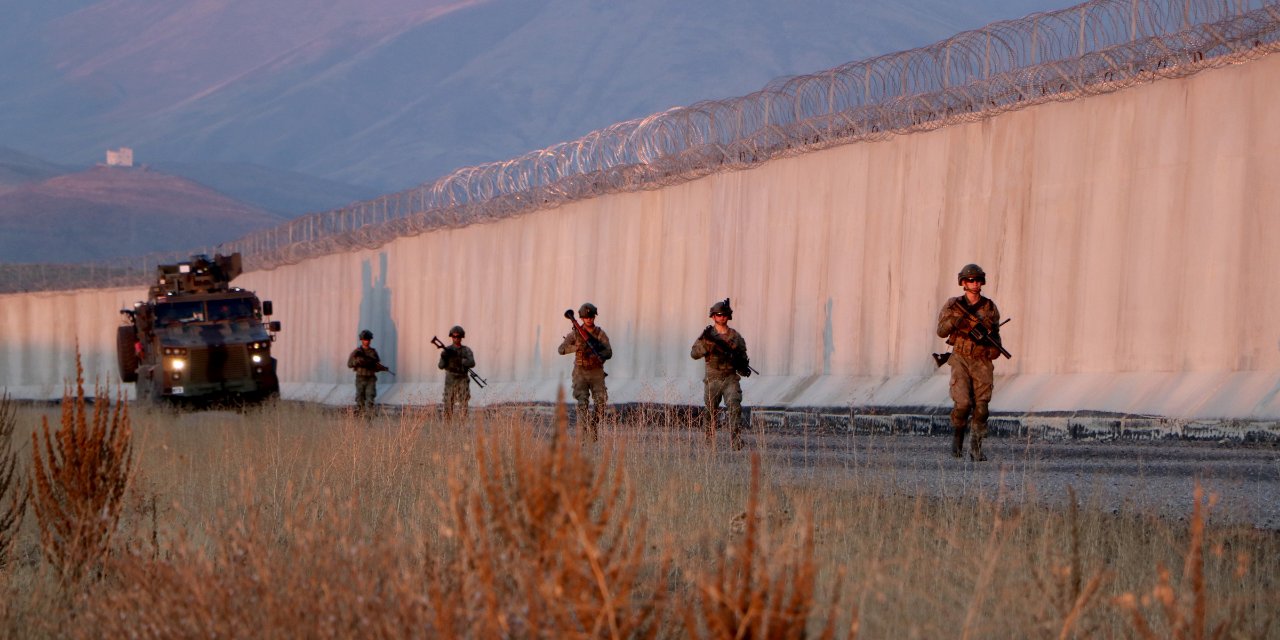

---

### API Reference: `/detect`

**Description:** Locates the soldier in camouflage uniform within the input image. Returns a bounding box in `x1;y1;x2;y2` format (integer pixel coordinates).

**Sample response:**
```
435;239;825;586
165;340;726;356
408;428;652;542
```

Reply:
558;303;612;440
347;329;385;416
438;325;476;421
691;299;750;450
937;264;1003;461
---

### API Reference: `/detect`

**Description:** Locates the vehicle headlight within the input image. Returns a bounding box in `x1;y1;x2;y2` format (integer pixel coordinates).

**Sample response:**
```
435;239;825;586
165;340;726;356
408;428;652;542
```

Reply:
251;354;263;364
170;358;186;371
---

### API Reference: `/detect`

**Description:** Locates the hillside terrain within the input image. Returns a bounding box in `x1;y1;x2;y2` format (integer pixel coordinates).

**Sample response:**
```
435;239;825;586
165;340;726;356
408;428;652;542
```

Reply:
1;0;1068;191
0;147;70;191
0;166;284;262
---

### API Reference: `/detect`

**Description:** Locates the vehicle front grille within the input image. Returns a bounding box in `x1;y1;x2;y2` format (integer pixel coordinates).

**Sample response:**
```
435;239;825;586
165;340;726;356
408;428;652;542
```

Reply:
187;345;250;384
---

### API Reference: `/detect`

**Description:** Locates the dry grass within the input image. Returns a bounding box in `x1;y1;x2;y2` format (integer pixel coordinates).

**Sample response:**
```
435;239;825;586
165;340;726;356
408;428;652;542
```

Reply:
0;386;1276;638
1112;483;1272;640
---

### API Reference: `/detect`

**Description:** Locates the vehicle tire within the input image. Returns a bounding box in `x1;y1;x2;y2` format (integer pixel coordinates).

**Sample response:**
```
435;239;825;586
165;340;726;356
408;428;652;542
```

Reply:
117;325;139;382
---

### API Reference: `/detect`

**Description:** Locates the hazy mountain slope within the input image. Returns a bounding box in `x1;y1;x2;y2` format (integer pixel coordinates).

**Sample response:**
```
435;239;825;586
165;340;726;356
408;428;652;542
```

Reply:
0;147;73;190
0;0;1073;192
152;161;380;216
0;166;284;262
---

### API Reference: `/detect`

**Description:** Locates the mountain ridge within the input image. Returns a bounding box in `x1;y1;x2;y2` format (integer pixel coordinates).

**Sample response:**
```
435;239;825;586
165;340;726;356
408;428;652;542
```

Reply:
0;165;284;262
1;0;1068;191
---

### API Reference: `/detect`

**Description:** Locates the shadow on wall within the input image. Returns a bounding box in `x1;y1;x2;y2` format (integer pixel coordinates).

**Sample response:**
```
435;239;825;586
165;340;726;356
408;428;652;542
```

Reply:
823;297;834;376
359;253;398;378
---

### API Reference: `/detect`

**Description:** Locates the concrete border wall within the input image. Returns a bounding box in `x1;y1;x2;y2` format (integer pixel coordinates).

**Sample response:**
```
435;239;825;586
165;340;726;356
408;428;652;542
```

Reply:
3;54;1278;420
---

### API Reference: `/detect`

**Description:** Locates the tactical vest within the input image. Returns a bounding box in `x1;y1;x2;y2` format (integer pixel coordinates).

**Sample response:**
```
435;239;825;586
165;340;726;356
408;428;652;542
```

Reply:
947;297;1002;361
575;327;607;370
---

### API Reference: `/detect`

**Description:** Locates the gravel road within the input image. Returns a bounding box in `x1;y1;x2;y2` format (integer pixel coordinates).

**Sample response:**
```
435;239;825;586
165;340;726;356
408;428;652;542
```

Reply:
742;431;1280;530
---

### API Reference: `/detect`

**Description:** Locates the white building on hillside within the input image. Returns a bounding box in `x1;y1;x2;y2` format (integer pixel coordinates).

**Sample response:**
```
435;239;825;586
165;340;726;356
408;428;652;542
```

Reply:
105;147;133;167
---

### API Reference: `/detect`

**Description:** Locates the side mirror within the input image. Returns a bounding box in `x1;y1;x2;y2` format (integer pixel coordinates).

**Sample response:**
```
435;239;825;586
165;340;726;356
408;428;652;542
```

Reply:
268;321;282;333
262;300;273;316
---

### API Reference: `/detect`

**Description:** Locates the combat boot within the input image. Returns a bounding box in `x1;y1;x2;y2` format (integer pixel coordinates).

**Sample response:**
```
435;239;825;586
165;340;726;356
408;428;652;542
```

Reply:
951;427;966;458
969;431;987;462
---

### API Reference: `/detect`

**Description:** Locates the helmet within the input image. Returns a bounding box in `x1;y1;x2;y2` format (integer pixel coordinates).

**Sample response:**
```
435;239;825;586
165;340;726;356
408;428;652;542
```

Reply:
578;303;598;318
709;298;733;319
449;325;465;338
957;264;986;285
358;329;373;340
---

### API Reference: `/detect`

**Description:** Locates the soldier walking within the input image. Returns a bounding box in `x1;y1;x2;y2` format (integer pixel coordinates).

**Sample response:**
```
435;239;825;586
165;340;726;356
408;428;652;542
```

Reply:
347;329;387;417
691;298;751;450
936;264;1005;461
438;325;476;421
558;303;612;440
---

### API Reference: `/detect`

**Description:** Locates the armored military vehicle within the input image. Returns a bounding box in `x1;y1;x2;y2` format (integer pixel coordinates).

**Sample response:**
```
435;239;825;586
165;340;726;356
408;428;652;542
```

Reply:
117;253;281;404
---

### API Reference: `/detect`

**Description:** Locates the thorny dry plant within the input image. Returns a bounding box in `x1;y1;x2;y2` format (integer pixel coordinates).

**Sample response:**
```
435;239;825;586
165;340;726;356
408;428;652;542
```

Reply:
29;350;134;587
685;452;847;640
424;388;669;638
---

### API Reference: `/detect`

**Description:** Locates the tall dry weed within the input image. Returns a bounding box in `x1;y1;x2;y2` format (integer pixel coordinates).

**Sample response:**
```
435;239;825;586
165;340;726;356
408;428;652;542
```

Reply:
684;453;846;640
0;390;27;571
427;387;669;638
29;351;134;586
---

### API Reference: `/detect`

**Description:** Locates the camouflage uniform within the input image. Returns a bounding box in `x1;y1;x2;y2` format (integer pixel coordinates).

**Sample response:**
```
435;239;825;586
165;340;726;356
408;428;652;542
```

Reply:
937;294;1002;460
438;344;476;421
691;326;749;449
347;343;382;415
558;322;612;439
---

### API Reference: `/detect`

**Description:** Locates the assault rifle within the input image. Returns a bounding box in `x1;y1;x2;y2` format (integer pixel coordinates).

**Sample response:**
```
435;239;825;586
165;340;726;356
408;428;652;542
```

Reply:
353;351;394;376
564;309;606;362
700;326;758;377
933;312;1012;368
431;336;486;388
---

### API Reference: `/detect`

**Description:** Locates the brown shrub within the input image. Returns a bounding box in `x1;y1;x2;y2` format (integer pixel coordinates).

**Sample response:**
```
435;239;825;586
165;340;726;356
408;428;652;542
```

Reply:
29;351;134;586
684;452;846;639
424;387;670;637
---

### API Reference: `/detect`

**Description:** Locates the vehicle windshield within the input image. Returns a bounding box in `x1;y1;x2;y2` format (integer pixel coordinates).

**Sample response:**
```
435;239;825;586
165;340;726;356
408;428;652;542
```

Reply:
207;298;256;321
155;301;205;325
